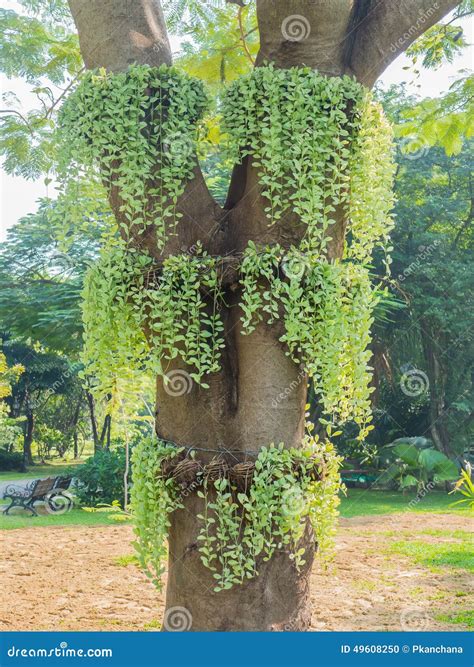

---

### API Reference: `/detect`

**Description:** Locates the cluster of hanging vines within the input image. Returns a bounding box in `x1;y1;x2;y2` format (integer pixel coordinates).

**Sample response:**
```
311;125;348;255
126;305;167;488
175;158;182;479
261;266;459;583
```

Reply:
131;431;342;592
57;64;208;248
58;63;395;591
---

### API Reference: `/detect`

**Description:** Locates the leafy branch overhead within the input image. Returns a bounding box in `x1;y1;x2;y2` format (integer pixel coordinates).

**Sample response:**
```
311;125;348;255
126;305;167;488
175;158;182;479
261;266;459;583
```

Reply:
0;0;471;179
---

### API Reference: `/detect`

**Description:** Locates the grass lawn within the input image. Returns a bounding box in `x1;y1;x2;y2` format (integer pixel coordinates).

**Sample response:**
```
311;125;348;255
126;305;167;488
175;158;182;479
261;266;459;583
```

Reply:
435;610;474;629
388;538;473;572
0;487;467;530
0;508;128;530
0;460;83;482
339;488;468;517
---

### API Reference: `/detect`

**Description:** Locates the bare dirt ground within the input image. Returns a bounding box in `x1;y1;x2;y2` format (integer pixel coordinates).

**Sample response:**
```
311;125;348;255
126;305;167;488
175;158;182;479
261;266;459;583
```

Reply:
1;513;472;632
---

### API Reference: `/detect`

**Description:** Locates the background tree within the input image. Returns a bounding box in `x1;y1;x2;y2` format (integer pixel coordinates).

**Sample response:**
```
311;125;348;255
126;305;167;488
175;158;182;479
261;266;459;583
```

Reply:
369;87;473;458
397;0;474;155
0;203;154;459
0;350;24;468
0;0;81;178
1;338;75;466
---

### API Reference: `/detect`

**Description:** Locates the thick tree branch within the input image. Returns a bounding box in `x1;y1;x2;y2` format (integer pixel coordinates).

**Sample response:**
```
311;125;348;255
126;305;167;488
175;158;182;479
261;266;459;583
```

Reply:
351;0;462;87
255;0;354;73
254;1;461;86
67;0;172;70
67;0;222;258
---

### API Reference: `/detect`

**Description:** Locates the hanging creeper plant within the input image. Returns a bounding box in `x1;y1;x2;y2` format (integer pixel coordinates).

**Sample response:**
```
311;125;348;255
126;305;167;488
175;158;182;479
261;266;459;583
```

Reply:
58;64;209;247
131;438;185;587
239;243;377;436
223;65;395;260
222;66;395;437
346;97;396;264
77;65;394;423
59;64;397;594
131;430;342;593
82;240;225;405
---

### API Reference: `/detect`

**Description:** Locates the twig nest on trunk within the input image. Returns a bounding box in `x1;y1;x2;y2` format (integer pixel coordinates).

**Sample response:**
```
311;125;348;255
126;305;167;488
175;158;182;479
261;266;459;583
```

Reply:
205;457;230;482
158;451;185;479
230;462;255;492
172;459;202;488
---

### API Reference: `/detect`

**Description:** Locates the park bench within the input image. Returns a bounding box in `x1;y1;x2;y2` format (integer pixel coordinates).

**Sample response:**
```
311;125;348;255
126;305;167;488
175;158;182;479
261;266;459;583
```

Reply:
2;475;73;516
341;468;378;489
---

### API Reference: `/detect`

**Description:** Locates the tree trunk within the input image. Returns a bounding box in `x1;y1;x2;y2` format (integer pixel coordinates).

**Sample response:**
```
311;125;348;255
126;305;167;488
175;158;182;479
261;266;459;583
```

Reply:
420;319;453;457
99;414;111;450
72;400;81;458
86;390;113;452
68;0;459;632
23;408;34;468
86;390;101;452
157;318;311;630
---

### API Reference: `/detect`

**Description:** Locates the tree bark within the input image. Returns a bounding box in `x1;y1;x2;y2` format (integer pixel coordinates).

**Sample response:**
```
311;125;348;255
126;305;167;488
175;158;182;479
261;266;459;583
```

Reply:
72;399;81;458
420;319;453;457
23;407;34;468
86;390;113;452
99;413;112;450
350;0;462;87
68;0;460;631
85;390;101;452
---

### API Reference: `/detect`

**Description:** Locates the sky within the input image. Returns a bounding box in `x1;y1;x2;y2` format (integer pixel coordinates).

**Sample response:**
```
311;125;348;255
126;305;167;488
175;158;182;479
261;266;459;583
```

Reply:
1;4;473;241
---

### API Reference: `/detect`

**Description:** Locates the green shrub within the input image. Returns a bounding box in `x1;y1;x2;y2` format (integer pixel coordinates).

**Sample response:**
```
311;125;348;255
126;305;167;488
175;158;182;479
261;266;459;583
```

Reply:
0;447;23;471
376;438;458;490
73;448;128;507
